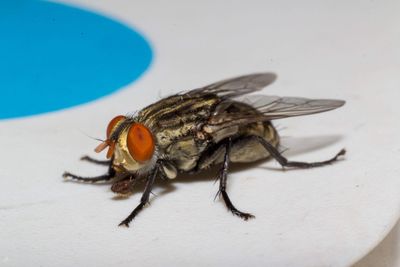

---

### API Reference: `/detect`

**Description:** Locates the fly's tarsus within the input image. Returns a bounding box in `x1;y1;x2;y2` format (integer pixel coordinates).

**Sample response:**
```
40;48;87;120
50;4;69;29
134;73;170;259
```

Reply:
63;162;115;183
220;191;255;220
118;202;146;227
118;165;159;227
250;135;346;169
215;135;345;221
216;138;255;220
80;155;111;165
62;172;113;182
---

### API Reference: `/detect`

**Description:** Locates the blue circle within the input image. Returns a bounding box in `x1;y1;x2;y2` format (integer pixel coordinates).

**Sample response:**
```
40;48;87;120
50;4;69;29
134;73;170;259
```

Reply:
0;0;153;119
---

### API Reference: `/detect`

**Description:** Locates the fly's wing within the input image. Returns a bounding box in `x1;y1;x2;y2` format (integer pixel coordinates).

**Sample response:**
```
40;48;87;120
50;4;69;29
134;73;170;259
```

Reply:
205;95;345;132
140;73;276;119
241;95;345;120
186;73;277;98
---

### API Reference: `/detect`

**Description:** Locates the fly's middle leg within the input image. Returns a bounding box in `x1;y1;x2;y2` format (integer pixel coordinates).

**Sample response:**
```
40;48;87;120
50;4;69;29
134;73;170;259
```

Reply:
250;135;345;168
216;138;255;220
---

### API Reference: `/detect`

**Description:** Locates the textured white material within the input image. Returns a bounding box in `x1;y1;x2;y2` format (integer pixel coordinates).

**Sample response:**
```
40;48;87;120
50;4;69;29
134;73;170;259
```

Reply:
1;1;400;266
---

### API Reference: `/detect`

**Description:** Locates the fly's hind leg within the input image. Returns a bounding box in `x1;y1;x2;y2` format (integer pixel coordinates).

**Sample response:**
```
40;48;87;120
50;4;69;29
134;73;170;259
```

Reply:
251;135;345;169
63;160;116;183
217;138;255;220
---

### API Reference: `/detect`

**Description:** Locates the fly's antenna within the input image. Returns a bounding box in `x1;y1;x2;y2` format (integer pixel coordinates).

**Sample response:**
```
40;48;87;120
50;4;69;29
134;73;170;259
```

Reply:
91;137;106;142
79;130;105;143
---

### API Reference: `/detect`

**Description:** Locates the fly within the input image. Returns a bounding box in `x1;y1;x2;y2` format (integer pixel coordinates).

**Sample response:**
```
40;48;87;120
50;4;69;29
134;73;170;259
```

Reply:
63;73;346;227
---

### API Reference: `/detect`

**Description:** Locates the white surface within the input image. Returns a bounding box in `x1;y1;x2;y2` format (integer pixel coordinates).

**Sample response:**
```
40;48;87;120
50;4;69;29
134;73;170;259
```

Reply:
353;220;400;267
1;1;400;266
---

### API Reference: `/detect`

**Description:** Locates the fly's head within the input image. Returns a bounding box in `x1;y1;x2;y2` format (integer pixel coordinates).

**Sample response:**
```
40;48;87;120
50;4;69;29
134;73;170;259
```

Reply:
95;115;157;174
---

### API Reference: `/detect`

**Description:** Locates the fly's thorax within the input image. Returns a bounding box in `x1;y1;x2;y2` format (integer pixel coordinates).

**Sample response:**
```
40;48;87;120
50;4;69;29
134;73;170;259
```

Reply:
138;93;221;149
154;121;197;149
165;136;203;171
112;124;158;174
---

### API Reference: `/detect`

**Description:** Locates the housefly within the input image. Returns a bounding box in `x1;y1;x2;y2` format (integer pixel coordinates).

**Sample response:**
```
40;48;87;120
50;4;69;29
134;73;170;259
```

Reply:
63;73;346;227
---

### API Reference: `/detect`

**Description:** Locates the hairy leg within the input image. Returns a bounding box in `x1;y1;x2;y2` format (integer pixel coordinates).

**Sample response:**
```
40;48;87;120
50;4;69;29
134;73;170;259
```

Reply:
80;155;111;166
216;138;255;220
119;164;159;227
63;161;116;183
251;135;345;168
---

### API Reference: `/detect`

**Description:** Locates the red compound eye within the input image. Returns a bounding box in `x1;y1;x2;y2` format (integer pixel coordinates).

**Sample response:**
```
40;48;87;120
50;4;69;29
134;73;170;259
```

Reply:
126;123;155;162
94;115;126;158
106;115;126;158
107;115;126;139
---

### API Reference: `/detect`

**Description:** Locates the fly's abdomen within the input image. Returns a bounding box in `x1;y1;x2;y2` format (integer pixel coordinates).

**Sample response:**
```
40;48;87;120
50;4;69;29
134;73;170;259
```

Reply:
197;121;280;170
229;121;279;163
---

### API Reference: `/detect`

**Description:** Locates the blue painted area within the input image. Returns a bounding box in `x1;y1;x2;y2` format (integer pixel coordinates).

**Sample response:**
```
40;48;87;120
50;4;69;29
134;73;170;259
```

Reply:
0;0;152;119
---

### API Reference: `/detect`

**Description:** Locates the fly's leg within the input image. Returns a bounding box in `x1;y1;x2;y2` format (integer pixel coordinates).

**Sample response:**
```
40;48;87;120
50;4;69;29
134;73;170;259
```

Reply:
217;138;255;220
80;156;111;166
119;164;159;227
63;162;116;182
251;135;346;168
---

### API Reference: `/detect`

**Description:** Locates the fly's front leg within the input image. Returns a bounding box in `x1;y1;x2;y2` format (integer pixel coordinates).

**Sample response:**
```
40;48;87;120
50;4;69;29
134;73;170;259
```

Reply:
252;135;346;168
119;164;159;227
217;138;255;220
63;160;116;182
80;155;111;166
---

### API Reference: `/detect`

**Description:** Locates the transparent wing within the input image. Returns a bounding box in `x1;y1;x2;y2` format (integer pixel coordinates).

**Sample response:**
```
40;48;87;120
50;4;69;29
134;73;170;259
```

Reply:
186;73;277;98
206;95;345;131
241;95;345;120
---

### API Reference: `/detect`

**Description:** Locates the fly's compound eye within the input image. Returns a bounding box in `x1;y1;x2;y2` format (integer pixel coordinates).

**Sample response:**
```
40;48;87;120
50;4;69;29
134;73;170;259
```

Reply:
107;115;126;139
127;123;155;162
103;115;126;158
